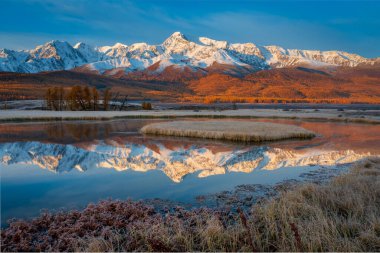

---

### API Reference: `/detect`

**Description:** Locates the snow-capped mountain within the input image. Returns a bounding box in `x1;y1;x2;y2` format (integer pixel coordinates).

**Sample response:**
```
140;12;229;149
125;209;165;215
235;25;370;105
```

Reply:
0;41;88;73
0;32;377;74
0;141;371;182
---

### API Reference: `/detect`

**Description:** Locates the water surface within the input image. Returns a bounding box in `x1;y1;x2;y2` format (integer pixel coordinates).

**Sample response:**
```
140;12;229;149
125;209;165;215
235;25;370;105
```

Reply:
1;118;379;226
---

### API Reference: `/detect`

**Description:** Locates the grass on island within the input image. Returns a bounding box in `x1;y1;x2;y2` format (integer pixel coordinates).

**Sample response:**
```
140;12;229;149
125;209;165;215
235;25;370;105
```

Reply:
1;157;379;252
141;120;316;142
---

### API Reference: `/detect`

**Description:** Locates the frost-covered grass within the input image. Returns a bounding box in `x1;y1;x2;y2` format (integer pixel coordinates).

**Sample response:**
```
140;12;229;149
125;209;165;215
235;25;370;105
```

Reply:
2;158;379;252
141;120;316;142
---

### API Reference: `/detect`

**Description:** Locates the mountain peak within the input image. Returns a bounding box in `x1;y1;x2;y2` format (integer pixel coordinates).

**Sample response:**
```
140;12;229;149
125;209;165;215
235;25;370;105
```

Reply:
113;42;128;48
31;40;72;56
199;37;228;49
170;31;185;38
45;40;71;47
162;31;193;53
164;31;189;43
73;42;91;49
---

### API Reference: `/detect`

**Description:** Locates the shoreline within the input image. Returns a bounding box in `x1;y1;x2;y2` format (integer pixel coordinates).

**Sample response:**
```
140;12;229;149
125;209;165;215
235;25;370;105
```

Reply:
2;158;379;251
0;109;379;124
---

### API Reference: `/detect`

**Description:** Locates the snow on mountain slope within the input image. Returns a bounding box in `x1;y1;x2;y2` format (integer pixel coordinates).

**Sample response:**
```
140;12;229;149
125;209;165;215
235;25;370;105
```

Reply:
0;141;372;182
262;46;371;68
199;37;228;49
0;32;377;74
26;40;88;72
99;42;129;57
74;42;106;62
0;49;30;72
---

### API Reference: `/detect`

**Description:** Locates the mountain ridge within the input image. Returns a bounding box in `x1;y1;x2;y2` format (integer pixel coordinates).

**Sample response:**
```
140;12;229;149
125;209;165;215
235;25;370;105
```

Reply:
1;32;378;75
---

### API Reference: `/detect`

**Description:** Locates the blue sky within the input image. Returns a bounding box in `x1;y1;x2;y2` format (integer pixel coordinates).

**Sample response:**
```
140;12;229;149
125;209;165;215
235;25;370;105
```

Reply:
0;0;379;57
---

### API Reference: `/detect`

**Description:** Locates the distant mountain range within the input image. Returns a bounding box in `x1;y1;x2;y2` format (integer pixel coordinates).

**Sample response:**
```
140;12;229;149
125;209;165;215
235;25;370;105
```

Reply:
1;32;379;75
0;32;379;103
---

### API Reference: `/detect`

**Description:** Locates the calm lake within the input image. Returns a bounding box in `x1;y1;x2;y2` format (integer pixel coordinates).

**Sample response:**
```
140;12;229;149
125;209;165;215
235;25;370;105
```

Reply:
1;118;379;226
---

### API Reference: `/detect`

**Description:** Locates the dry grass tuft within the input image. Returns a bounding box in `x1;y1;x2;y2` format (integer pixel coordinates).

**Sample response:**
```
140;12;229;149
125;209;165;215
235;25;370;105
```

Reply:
141;120;316;142
1;158;379;252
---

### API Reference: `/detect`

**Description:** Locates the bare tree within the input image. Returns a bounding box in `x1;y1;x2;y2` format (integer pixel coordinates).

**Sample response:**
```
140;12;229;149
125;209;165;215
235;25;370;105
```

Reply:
92;87;99;111
103;88;111;111
83;86;92;110
45;88;53;110
119;95;128;111
58;87;65;111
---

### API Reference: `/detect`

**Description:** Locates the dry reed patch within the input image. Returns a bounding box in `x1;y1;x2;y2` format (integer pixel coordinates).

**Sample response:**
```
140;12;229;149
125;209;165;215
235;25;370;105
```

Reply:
141;120;316;142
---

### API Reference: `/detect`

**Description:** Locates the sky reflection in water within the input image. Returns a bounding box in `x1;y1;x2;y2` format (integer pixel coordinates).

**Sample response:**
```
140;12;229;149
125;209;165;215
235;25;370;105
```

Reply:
1;118;379;226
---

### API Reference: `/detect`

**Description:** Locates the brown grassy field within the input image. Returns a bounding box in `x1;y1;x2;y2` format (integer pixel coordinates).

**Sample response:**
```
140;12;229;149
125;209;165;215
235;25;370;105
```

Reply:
141;120;316;142
0;66;379;104
186;67;380;104
0;71;187;101
1;158;379;252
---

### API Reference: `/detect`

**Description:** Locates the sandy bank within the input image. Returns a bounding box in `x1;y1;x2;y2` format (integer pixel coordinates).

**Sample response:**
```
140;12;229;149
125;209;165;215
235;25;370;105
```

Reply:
0;109;379;123
141;121;315;142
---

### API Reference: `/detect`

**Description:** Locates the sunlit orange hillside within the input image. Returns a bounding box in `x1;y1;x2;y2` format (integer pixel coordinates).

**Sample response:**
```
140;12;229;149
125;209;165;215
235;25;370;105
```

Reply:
0;66;379;104
185;66;380;103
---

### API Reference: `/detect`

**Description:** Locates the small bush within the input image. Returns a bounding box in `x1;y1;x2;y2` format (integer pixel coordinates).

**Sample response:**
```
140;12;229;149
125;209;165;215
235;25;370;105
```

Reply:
142;102;152;110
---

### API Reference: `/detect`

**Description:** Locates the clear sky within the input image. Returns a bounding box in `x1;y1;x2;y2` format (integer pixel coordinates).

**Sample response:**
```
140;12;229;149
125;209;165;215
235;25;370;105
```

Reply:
1;0;379;57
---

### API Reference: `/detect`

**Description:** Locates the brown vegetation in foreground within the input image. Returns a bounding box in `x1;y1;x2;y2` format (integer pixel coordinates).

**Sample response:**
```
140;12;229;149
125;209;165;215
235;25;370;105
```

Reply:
1;158;379;252
141;121;315;142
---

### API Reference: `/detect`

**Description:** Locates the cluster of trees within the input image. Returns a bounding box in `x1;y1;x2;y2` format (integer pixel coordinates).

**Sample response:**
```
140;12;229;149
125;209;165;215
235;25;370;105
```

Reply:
45;85;153;111
45;86;110;111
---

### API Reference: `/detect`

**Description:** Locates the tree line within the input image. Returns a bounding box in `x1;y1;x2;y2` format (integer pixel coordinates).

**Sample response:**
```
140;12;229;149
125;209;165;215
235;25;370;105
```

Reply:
45;86;112;111
45;86;153;111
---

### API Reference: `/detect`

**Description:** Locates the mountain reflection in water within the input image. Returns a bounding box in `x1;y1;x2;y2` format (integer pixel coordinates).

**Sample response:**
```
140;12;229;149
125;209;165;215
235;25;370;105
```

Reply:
0;141;371;183
0;118;379;226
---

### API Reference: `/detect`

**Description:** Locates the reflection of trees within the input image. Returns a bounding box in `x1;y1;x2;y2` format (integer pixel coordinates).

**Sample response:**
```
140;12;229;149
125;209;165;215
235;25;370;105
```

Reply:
0;120;151;144
46;123;113;142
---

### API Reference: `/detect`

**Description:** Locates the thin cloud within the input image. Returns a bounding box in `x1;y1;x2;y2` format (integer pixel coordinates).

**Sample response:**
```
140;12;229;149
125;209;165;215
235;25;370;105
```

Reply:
0;0;379;57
